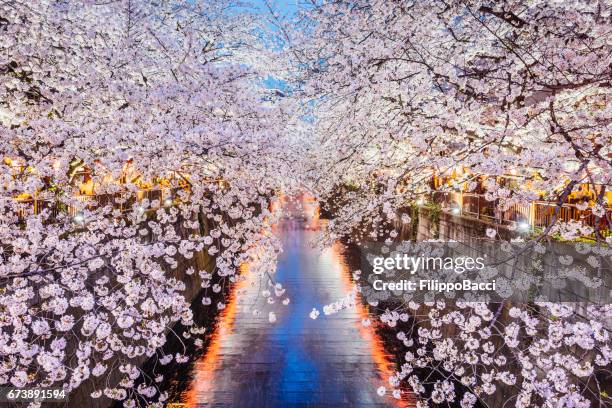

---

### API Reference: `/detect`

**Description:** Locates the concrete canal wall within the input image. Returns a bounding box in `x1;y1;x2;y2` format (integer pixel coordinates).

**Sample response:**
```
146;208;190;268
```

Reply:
392;205;518;242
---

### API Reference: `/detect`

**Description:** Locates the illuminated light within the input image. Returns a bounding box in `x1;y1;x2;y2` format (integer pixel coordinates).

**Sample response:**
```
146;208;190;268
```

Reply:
164;198;173;206
451;207;460;215
79;179;94;195
0;108;13;126
416;198;425;206
74;213;84;223
518;222;530;232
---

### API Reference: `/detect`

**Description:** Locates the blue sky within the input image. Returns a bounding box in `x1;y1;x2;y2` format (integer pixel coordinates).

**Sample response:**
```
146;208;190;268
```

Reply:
244;1;302;92
249;0;300;18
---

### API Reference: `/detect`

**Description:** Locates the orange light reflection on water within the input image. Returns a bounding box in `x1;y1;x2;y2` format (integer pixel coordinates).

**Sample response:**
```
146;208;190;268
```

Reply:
181;263;250;407
328;241;412;408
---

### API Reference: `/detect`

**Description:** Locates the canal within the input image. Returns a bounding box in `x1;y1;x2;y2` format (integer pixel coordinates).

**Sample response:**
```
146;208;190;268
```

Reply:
172;197;411;407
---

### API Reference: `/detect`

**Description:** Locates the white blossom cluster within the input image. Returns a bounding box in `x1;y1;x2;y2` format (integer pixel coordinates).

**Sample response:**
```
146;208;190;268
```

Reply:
376;300;612;407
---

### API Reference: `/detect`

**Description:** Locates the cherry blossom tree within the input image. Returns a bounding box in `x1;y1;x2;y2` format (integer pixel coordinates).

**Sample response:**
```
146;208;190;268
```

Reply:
289;1;612;407
0;1;292;406
1;0;611;407
294;0;610;241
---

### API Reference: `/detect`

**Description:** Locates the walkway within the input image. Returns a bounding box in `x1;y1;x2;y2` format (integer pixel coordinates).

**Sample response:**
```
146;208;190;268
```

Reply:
181;198;408;407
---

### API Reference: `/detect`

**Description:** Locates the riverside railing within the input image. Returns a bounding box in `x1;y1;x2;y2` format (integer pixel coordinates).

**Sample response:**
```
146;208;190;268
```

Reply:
432;191;611;233
14;187;181;221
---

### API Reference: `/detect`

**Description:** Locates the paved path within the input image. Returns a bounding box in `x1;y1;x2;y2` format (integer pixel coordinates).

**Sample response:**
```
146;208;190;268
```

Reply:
182;200;409;407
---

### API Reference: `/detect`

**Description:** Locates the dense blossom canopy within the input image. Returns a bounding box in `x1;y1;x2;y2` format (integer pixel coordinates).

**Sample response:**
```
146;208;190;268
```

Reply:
295;0;610;243
1;1;290;405
0;0;610;407
293;1;611;407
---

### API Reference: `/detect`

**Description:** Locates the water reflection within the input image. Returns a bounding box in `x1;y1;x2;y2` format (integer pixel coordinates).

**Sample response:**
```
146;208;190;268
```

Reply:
330;241;402;400
179;197;412;407
182;264;249;407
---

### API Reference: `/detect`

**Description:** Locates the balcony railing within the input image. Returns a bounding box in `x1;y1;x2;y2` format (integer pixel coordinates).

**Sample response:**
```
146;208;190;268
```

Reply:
432;191;611;234
14;187;181;221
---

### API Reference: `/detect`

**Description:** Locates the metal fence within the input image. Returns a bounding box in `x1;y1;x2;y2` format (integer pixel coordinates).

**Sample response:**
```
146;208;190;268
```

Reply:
431;191;611;232
14;187;181;221
531;201;607;229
